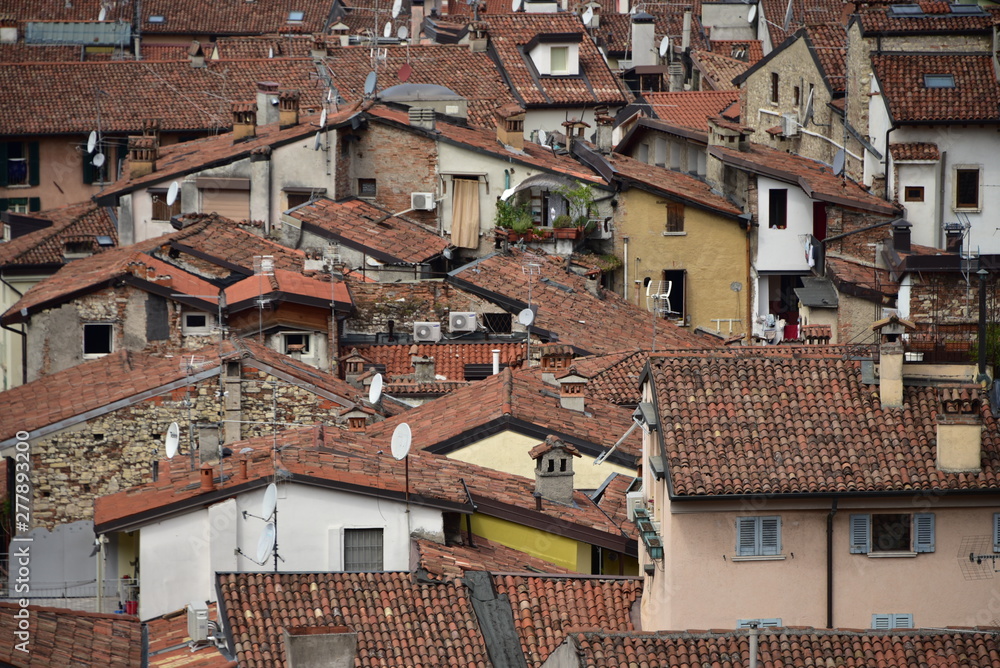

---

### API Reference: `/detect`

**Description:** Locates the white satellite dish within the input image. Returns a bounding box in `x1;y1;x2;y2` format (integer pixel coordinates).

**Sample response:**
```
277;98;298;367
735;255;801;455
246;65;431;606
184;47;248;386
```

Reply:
320;108;328;127
369;373;384;404
166;181;180;206
512;0;522;11
391;0;403;18
518;308;535;326
165;422;180;459
256;522;276;563
92;152;105;168
397;25;409;40
261;483;277;520
364;71;378;96
582;6;594;26
833;148;846;176
391;422;412;460
659;36;670;57
383;21;392;38
538;129;547;146
87;131;97;154
98;6;106;21
747;3;757;22
313;131;323;151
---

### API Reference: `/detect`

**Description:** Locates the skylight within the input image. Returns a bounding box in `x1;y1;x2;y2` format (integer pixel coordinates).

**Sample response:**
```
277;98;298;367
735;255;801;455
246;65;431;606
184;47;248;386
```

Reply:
888;4;922;16
148;14;165;23
96;235;115;247
950;3;986;15
288;10;305;21
924;74;955;88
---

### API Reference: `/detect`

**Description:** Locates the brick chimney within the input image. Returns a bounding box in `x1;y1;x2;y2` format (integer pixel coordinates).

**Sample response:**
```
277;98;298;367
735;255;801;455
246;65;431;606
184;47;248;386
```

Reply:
496;103;525;151
256;81;281;126
936;387;982;473
127;135;158;179
412;355;436;383
232;101;257;142
872;314;915;409
199;465;215;492
539;344;574;385
556;366;587;412
529;435;581;505
342;407;369;433
279;90;301;128
284;626;357;668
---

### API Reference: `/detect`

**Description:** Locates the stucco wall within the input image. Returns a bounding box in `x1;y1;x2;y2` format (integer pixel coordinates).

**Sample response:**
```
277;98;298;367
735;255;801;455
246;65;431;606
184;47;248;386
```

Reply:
755;176;812;273
0;273;40;390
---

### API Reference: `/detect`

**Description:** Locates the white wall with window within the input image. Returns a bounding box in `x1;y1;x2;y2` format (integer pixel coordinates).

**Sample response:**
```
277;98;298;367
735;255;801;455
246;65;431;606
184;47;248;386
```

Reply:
755;177;813;273
266;330;328;370
527;41;580;76
181;310;215;336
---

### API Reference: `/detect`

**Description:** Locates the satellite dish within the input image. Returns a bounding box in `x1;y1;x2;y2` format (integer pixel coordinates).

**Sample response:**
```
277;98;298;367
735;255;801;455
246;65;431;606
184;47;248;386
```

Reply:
391;422;412;460
261;483;277;519
518;307;535;326
98;6;106;21
582;6;594;26
398;62;412;82
313;131;323;151
512;0;522;11
319;108;328;127
165;422;180;459
256;522;276;563
538;129;547;146
383;21;392;38
658;36;670;57
391;0;402;18
87;131;97;154
397;25;409;40
92;152;105;168
833;148;846;176
369;373;384;404
364;71;377;96
748;3;757;22
166;181;180;206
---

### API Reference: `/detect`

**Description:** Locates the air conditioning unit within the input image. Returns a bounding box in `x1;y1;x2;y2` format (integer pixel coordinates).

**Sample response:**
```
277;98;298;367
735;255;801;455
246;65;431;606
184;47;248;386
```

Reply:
187;603;209;642
781;112;799;137
626;490;645;522
449;311;477;332
413;321;442;342
411;192;436;211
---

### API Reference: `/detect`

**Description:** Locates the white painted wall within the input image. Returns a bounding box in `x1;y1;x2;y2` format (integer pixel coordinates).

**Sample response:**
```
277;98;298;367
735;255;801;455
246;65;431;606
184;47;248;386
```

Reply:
527;43;580;75
755;176;812;272
865;78;891;188
895;163;938;248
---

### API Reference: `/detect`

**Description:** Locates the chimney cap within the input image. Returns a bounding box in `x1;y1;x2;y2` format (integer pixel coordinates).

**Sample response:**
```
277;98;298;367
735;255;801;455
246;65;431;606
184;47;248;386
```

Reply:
529;434;582;460
631;11;655;22
891;218;912;230
257;81;280;92
871;313;915;333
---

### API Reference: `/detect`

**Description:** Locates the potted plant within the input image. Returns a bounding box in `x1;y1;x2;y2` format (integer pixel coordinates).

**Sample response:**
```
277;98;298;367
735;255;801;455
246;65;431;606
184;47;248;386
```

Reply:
551;213;581;239
494;199;534;241
555;181;596;237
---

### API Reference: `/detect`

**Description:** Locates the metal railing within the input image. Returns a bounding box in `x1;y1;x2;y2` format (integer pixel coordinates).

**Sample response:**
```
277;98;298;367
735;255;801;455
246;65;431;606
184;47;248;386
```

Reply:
0;577;139;614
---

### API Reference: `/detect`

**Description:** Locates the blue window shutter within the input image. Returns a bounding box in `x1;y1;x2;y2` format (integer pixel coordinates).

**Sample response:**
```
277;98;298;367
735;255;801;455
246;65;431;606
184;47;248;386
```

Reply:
28;142;39;186
993;513;1000;553
28;197;40;212
850;514;870;554
892;614;913;629
737;517;757;556
760;517;781;556
738;618;782;629
872;614;891;630
913;513;935;553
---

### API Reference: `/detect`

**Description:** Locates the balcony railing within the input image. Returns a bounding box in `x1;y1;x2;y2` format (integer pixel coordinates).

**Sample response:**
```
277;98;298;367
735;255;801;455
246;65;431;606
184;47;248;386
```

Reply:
0;576;139;614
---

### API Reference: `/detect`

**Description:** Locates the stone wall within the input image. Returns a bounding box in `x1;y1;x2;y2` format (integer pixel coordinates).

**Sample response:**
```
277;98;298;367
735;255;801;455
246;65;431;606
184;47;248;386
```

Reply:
344;280;497;336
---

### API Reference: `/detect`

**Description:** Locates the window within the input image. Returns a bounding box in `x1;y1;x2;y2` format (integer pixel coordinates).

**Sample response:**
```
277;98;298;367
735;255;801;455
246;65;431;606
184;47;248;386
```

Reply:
793;85;800;107
955;168;981;210
286;192;313;209
83;323;113;358
904;186;924;202
923;74;955;89
661;269;686;321
1;141;39;187
484;312;512;334
0;198;40;214
550;46;569;73
288;10;305;22
282;332;311;354
148;14;165;23
738;618;782;629
850;513;934;554
344;528;383;571
768;189;787;229
770;72;779;104
736;516;781;557
182;311;212;335
358;178;377;198
871;614;913;630
665;201;684;233
151;190;181;221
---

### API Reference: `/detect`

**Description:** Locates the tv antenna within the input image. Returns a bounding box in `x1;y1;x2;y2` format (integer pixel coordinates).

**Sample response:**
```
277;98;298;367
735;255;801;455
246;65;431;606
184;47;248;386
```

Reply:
958;535;999;581
645;279;676;352
236;482;283;570
521;262;541;366
391;422;412;506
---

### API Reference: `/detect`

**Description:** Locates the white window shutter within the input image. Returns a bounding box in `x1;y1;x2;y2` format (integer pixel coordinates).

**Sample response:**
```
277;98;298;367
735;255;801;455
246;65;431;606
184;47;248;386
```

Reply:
892;614;913;629
737;517;757;556
850;514;870;554
872;614;891;630
993;513;1000;553
760;517;781;556
913;513;935;553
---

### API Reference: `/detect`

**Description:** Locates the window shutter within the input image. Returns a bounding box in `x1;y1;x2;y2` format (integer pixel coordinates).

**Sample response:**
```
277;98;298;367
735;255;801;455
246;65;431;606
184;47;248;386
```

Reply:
850;514;870;554
993;513;1000;553
760;517;781;556
736;517;757;556
891;614;913;629
0;199;8;212
871;614;891;630
0;143;7;187
913;513;935;553
28;197;40;212
28;142;39;186
83;153;95;185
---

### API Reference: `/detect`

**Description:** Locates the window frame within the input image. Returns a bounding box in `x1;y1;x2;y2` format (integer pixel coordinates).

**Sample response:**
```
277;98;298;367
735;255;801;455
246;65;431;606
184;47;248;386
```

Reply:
770;72;780;104
768;188;788;229
954;166;982;211
871;613;913;630
83;322;114;359
850;513;934;555
358;178;377;199
281;331;312;355
735;515;782;558
343;527;384;571
903;186;924;202
550;45;570;74
181;311;213;336
661;269;686;322
664;201;684;234
1;141;39;188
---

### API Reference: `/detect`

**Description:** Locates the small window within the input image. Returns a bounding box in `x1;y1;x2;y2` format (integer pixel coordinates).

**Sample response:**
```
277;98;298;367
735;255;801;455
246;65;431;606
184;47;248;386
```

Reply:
737;618;782;629
871;614;913;630
770;72;779;104
559;458;567;472
286;192;312;209
871;514;910;552
550;46;569;73
358;178;377;198
793;86;800;107
923;74;955;89
904;186;924;202
661;269;686;321
547;459;555;472
282;332;311;354
83;323;113;358
343;528;383;571
151;190;181;221
736;516;781;557
483;312;512;334
182;311;212;335
5;142;30;187
3;198;30;214
287;10;305;22
768;189;787;229
665;202;684;234
850;513;935;554
148;14;165;23
955;168;981;210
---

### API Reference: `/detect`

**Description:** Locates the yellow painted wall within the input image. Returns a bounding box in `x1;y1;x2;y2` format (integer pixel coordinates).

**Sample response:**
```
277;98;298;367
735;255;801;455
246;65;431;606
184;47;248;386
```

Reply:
115;531;139;580
0;274;42;390
617;188;747;335
447;429;635;490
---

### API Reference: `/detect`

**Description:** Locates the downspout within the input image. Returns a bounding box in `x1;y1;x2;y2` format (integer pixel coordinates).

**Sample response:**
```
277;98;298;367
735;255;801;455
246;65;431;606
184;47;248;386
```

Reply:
938;150;947;249
745;219;753;344
882;125;894;201
826;498;838;629
0;274;27;386
622;236;629;301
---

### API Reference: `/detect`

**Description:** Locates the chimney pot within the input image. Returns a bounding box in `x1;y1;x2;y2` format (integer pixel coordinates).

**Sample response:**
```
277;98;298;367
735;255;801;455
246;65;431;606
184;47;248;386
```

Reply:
127;135;159;179
199;465;215;492
279;90;301;128
892;219;912;253
232;101;258;142
495;104;525;151
239;457;248;480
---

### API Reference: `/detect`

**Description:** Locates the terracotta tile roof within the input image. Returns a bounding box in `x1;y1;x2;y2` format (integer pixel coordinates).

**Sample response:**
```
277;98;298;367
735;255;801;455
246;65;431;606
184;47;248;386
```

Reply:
604;151;743;216
343;342;527;381
591;471;637;520
136;0;335;35
2;0;128;23
164;214;306;273
484;13;627;107
872;53;1000;123
568;350;647;405
758;0;844;46
858;3;999;35
643;90;740;132
825;254;899;298
689;50;749;90
647;348;1000;498
286;197;450;264
0;602;142;667
0;43;82;62
561;628;1000;667
0;202;117;268
890;142;940;161
710;39;763;65
224;268;352;311
591;13;631;56
806;24;847;92
640;5;708;53
0;59;330;135
529;434;582;459
140;43;194;60
415;537;571;581
708;141;900;215
493;573;642;665
147;604;237;667
213;36;314;60
448;248;719;354
217;571;491;668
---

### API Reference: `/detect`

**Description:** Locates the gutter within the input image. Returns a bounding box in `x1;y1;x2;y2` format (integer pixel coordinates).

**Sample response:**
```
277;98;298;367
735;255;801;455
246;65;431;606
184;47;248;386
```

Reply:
668;487;1000;502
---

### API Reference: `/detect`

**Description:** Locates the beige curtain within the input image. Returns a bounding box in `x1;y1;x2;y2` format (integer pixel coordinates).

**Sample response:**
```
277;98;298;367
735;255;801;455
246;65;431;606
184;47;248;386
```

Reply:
451;178;480;249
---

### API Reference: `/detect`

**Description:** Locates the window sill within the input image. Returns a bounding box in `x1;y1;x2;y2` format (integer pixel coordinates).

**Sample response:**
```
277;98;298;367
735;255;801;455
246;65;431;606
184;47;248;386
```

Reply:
83;353;111;359
731;555;786;562
662;231;687;236
953;207;982;214
6;184;31;189
867;551;917;558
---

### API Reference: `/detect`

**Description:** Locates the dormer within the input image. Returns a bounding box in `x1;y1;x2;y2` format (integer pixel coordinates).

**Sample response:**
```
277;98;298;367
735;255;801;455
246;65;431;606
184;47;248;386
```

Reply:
525;33;582;77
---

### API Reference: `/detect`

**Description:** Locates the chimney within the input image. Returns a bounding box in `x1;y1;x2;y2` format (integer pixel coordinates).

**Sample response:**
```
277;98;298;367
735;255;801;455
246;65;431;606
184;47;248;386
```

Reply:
681;9;692;50
595;112;614;154
256;81;281;126
127;135;158;179
495;103;526;151
279;90;301;128
188;39;206;67
411;0;425;45
872;315;914;409
561;118;589;154
616;0;628;14
945;223;965;253
199;465;215;492
412;355;436;383
340;349;366;387
892;219;911;253
310;34;327;58
469;21;487;52
540;345;574;385
631;12;656;68
0;17;17;44
232;101;258;142
556;366;587;412
238;457;249;481
343;407;368;432
408;107;436;131
492;348;501;375
529;435;581;505
284;626;357;668
936;388;983;473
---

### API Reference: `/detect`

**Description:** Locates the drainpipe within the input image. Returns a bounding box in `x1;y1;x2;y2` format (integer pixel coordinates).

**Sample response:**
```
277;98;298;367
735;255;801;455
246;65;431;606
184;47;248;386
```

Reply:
622;236;629;301
826;498;838;629
492;348;500;375
938;151;947;249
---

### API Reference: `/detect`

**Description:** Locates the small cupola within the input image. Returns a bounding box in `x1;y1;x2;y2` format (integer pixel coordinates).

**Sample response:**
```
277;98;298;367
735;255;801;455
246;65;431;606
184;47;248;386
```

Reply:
338;348;371;387
529;435;581;505
342;406;370;432
556;365;588;412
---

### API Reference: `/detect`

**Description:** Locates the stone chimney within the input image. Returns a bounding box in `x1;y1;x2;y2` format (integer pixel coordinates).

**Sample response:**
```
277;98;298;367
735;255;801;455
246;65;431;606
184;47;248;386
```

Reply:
279;90;301;128
631;12;656;68
892;219;911;253
199;465;215;492
409;107;436;131
595;112;614;154
0;17;17;44
936;388;983;473
412;355;436;383
339;349;368;387
556;366;587;412
529;435;581;505
496;103;526;151
256;81;281;126
872;314;915;409
561;118;590;154
188;40;206;67
127;135;158;179
232;101;257;142
284;626;357;668
468;21;487;52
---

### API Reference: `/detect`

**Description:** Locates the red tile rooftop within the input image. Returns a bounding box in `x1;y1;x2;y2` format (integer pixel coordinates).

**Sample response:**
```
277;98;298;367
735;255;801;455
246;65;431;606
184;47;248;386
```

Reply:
343;341;527;381
872;53;1000;123
415;537;571;581
859;3;999;34
689;50;750;91
604;151;743;216
890;142;940;162
643;90;740;132
224;268;351;311
0;202;117;268
147;604;236;667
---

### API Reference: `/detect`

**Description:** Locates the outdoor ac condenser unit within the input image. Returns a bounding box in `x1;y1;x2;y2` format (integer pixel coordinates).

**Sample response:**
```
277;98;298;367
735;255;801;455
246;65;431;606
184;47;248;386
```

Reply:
411;192;436;211
413;321;442;342
449;312;477;332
